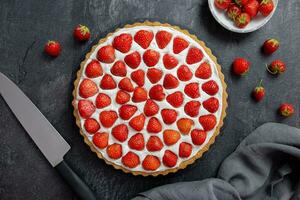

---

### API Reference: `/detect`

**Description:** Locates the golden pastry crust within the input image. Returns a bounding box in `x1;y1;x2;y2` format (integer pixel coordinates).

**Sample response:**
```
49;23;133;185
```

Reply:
72;21;228;176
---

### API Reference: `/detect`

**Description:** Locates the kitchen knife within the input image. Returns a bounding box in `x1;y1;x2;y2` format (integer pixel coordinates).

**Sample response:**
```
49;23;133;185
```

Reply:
0;72;96;200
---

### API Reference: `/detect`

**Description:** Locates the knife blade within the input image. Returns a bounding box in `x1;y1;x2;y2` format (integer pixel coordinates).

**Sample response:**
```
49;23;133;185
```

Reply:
0;72;96;200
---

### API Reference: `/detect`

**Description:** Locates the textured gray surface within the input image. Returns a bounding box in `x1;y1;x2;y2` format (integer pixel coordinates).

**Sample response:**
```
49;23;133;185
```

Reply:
0;0;299;200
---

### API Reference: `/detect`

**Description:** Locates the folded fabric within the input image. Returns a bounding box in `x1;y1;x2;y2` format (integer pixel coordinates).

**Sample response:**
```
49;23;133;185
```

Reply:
132;123;300;200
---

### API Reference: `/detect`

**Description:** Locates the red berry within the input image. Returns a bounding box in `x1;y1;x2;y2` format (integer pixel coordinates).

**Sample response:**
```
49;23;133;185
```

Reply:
186;47;203;65
235;0;248;6
143;49;160;67
111;60;127;77
177;65;193;81
232;58;250;75
97;45;115;63
163;129;180;146
129;114;145;131
203;97;219;113
173;37;189;54
252;80;265;102
235;13;251;28
146;136;163;151
106;143;122;159
179;142;192;158
156;31;172;49
118;105;137;120
184;101;201;117
147;68;163;84
142;155;160;171
112;33;132;53
184;83;200;98
227;4;242;20
278;103;294;117
128;133;145;151
79;79;98;98
199;114;217;131
214;0;231;10
44;40;61;57
177;118;194;134
163;74;179;89
163;54;179;69
195;62;212;79
78;100;95;118
144;99;159;117
100;74;117;90
99;110;118;128
149;85;165;101
161;109;177;124
111;124;128;142
115;90;130;105
85;60;103;78
134;30;154;49
95;93;111;108
147;117;162;133
84;118;100;134
244;0;259;18
191;129;207;145
124;51;141;69
267;60;286;75
131;69;145;87
263;38;279;55
202;80;219;96
259;0;274;16
122;152;140;168
73;24;90;41
93;132;108;149
118;77;134;92
162;150;178;167
132;87;148;102
166;91;184;108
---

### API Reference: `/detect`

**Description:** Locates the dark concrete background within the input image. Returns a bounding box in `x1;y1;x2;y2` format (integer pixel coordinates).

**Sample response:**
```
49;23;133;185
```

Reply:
0;0;300;199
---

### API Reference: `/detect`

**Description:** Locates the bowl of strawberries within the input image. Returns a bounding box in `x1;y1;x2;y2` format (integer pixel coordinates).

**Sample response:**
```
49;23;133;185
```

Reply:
208;0;278;33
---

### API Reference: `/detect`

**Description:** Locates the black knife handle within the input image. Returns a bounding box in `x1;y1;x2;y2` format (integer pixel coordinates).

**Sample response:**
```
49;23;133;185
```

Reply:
55;160;96;200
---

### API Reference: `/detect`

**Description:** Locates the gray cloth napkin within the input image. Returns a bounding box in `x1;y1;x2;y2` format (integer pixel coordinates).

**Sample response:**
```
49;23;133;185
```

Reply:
132;123;300;200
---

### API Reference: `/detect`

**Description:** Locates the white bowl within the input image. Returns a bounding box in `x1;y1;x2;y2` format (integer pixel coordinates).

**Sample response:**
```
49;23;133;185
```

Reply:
208;0;278;33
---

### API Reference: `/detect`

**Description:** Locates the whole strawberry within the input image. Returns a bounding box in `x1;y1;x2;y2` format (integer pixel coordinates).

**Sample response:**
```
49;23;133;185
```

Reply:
73;24;91;41
252;80;265;101
267;60;286;75
279;103;294;117
44;40;61;57
232;58;250;75
259;0;274;16
263;38;279;54
235;13;251;28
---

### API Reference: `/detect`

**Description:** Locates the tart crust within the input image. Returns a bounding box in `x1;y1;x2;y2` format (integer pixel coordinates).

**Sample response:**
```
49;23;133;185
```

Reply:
72;21;228;176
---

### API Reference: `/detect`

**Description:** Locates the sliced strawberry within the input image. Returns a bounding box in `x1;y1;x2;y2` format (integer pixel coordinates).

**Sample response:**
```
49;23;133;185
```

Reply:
85;59;103;78
132;87;147;102
144;99;159;116
118;105;137;120
161;109;177;124
84;118;100;134
195;62;212;79
131;69;145;87
142;155;160;171
184;101;201;117
112;33;132;53
147;68;163;84
79;79;98;98
184;82;200;98
78;100;95;118
115;90;130;105
122;151;140;168
110;60;127;77
147;117;162;133
203;97;219;113
156;31;172;49
173;37;189;54
149;85;165;101
97;45;115;63
134;30;154;49
118;77;134;92
106;143;122;159
124;51;141;69
163;150;178;167
129;114;145;131
128;133;145;151
100;74;117;90
186;47;203;64
143;49;160;67
199;114;217;131
166;91;184;108
93;132;108;149
191;129;207;145
99;110;118;128
177;118;194;134
146;136;163;151
202;80;219;96
179;142;192;158
163;129;180;146
163;54;179;69
163;74;179;89
177;65;193;81
111;124;128;142
95;93;111;109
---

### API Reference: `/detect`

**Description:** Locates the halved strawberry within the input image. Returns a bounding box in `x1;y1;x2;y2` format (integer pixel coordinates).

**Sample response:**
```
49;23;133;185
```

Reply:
186;47;203;65
143;49;160;67
118;105;137;120
203;97;219;113
142;155;160;171
163;54;179;69
179;142;192;158
177;118;194;134
111;60;127;77
100;74;117;90
84;118;100;134
106;143;122;159
134;30;154;49
78;100;95;118
184;83;200;98
97;45;115;63
129;114;145;131
173;37;189;54
128;133;145;151
149;85;165;101
166;91;184;108
85;60;103;78
147;68;163;84
177;65;193;81
79;79;98;98
163;150;178;167
93;132;108;149
163;74;179;89
202;80;219;96
195;62;212;79
199;114;217;131
191;129;207;145
146;136;163;151
147;117;162;133
156;31;172;49
115;90;130;105
184;101;201;117
132;87;147;102
111;124;128;142
122;152;140;168
118;77;134;92
131;69;145;87
144;99;159;116
112;33;132;53
95;93;111;109
163;129;180;146
161;109;177;124
99;110;118;128
124;51;141;69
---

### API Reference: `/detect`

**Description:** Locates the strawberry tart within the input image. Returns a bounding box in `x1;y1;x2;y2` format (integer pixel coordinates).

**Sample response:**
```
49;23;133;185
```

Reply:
72;21;227;176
